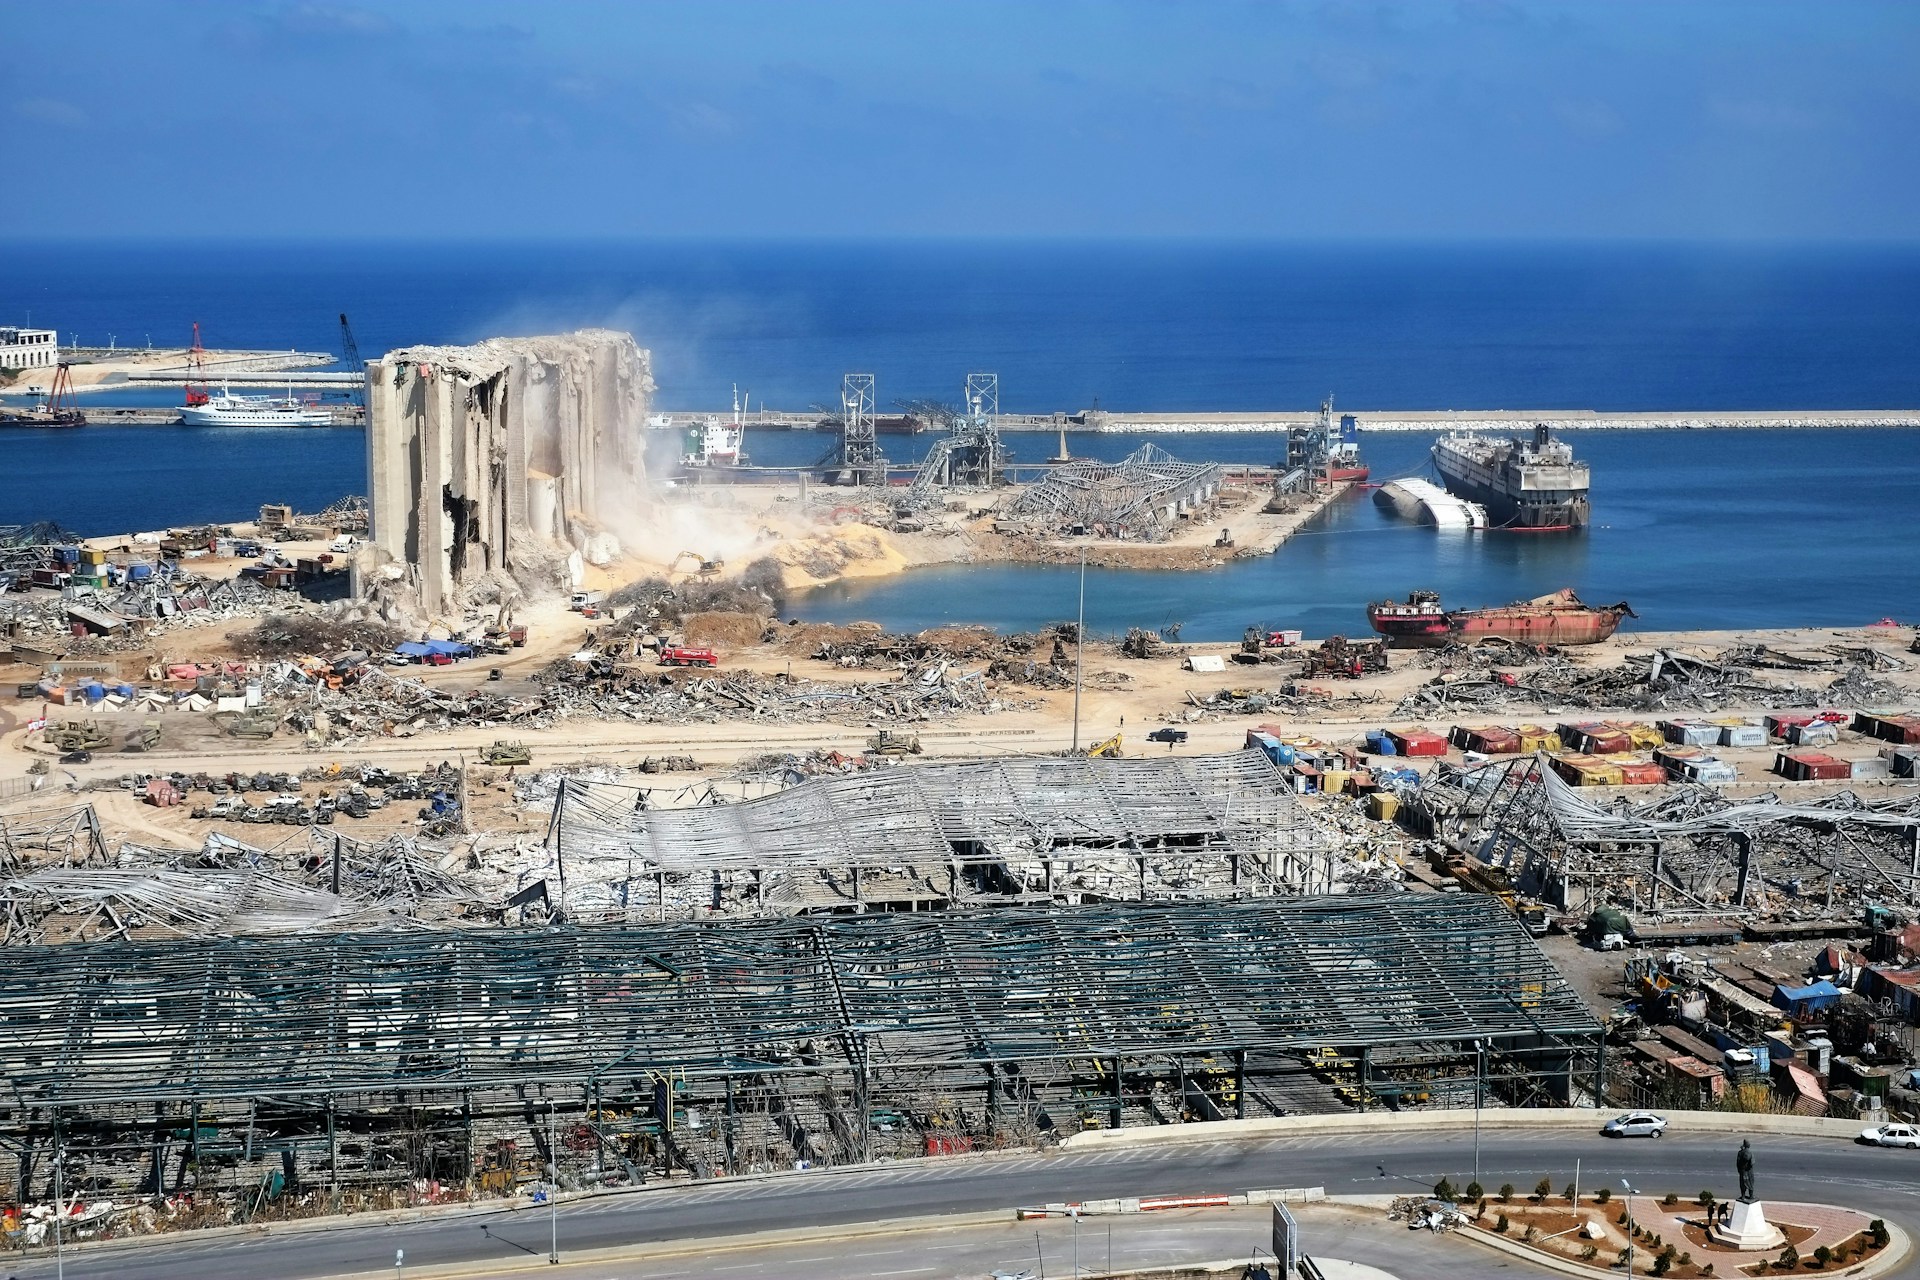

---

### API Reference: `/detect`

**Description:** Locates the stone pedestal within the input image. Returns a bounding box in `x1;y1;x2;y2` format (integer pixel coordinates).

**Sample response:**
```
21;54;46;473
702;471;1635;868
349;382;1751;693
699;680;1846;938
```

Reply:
1710;1198;1787;1251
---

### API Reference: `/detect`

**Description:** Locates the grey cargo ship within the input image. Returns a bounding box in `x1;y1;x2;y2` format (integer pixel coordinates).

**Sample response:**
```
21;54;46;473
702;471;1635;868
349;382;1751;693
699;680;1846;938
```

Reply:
1431;423;1591;530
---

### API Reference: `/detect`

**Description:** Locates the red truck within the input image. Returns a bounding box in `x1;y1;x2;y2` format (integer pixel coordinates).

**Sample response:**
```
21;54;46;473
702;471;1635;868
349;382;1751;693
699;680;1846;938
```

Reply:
658;646;718;669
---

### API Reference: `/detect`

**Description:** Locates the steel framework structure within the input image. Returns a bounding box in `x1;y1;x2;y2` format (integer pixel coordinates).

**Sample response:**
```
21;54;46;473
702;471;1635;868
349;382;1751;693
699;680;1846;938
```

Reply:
1416;753;1920;919
544;749;1337;918
1009;443;1222;540
0;896;1602;1204
832;372;886;485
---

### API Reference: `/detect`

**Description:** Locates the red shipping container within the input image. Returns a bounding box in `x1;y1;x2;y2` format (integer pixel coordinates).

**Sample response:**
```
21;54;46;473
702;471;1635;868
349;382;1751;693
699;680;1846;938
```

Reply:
1582;730;1632;754
1765;713;1816;737
1467;727;1522;754
1774;751;1853;782
1387;729;1449;757
1617;762;1669;786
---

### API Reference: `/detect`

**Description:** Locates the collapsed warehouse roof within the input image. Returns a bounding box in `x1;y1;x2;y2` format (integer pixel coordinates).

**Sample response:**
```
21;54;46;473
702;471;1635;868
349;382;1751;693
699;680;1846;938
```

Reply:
0;895;1599;1109
545;748;1341;915
1415;752;1920;919
1007;443;1222;539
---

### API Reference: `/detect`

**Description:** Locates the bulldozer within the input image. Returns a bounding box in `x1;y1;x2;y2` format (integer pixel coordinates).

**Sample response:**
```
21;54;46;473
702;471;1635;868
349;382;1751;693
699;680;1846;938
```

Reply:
482;740;532;766
867;729;923;756
1083;733;1124;758
123;720;162;752
51;720;112;753
1301;635;1388;679
670;550;725;581
218;710;278;740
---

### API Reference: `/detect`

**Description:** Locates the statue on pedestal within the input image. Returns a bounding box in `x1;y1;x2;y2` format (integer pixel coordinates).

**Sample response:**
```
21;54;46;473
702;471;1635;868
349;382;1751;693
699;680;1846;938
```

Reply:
1737;1139;1756;1203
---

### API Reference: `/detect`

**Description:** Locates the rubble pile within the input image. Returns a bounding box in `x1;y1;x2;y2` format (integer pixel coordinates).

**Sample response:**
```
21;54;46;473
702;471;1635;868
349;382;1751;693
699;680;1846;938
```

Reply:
531;657;1027;726
1394;646;1909;718
1180;683;1336;719
232;612;408;658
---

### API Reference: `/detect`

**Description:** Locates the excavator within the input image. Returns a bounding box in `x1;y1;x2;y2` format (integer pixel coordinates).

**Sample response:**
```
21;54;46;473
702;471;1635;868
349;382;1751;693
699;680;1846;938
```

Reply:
1082;733;1123;758
670;550;725;581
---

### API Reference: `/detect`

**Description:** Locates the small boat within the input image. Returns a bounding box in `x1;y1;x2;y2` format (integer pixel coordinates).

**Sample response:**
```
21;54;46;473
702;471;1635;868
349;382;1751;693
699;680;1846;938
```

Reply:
180;383;332;427
1368;588;1635;647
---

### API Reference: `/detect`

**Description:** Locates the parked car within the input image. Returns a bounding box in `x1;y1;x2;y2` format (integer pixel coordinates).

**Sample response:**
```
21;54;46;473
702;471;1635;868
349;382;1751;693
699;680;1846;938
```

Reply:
1146;728;1189;744
1859;1123;1920;1149
1602;1111;1668;1138
423;652;455;667
59;749;92;765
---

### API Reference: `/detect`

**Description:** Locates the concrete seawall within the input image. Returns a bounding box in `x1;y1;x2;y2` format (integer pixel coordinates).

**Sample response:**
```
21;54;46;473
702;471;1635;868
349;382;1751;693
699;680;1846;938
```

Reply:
652;408;1920;434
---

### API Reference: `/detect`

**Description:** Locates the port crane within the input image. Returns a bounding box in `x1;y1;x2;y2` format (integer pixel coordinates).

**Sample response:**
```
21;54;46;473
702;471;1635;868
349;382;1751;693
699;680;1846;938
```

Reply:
339;313;367;417
184;322;210;406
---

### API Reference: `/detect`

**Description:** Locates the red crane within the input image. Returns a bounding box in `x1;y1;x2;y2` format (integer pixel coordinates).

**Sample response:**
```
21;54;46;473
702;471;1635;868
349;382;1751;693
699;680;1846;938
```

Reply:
45;362;84;428
184;322;210;406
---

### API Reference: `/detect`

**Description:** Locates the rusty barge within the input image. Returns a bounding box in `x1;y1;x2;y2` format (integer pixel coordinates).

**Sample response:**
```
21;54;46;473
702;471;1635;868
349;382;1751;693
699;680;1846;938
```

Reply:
1367;588;1635;647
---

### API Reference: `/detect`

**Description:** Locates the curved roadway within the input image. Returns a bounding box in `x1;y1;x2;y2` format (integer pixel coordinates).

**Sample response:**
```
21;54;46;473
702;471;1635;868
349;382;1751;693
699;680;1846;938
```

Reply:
10;1127;1920;1280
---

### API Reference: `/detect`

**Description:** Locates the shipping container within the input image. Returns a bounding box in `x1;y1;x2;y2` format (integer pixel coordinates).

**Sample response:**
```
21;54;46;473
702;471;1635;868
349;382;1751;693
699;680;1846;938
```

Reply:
1765;713;1816;738
1386;728;1449;757
1367;791;1400;822
1889;747;1920;779
1616;761;1669;786
1774;751;1853;782
1661;719;1724;747
1681;758;1739;785
1853;712;1920;745
1465;726;1522;754
1786;720;1841;747
1719;724;1767;748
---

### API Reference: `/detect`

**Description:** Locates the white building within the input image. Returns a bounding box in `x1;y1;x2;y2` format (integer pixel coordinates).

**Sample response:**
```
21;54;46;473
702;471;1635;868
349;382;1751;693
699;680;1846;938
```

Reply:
0;327;59;370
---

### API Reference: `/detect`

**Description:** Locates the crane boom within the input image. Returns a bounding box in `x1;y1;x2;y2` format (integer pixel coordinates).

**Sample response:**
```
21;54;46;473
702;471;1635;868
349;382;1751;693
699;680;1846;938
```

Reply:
339;313;366;417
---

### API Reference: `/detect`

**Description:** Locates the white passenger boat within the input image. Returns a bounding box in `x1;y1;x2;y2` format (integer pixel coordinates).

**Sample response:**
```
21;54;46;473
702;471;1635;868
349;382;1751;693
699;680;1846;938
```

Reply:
180;383;333;427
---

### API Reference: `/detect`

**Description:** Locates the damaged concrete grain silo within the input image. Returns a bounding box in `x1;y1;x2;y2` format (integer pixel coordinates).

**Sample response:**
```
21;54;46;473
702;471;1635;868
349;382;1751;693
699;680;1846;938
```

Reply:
360;330;654;617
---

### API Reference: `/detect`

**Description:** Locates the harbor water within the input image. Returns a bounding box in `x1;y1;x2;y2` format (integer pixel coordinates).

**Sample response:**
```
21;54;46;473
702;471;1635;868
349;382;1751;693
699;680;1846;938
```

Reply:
5;239;1919;636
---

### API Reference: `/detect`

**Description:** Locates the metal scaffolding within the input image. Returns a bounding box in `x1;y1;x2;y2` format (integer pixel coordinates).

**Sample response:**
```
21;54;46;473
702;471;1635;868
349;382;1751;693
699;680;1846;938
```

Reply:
0;895;1602;1202
830;372;886;485
1414;752;1920;920
1008;443;1222;540
544;749;1338;918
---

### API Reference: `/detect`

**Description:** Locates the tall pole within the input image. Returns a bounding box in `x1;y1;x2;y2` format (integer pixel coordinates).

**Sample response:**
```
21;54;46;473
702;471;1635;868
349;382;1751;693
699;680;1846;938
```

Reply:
53;1111;64;1280
1621;1178;1635;1275
1473;1038;1484;1186
1072;1208;1080;1279
1071;546;1087;753
548;1099;559;1265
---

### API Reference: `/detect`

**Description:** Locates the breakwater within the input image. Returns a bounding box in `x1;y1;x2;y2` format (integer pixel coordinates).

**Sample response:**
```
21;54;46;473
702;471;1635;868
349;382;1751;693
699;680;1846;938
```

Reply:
652;408;1920;434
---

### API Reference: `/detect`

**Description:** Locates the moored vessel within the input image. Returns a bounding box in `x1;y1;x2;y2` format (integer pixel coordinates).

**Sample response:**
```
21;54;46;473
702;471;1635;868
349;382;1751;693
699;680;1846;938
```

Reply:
179;383;332;427
1431;423;1589;529
1368;588;1634;646
682;386;751;467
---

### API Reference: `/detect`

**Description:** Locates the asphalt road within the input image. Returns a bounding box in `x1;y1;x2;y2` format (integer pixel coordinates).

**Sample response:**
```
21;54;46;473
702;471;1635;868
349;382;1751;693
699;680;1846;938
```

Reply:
10;1127;1920;1280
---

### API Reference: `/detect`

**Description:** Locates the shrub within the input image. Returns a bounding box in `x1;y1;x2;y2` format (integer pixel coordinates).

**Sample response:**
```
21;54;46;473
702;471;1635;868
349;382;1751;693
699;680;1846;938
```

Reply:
1580;1244;1599;1262
1661;1192;1679;1207
1651;1251;1672;1276
1464;1180;1485;1202
1498;1182;1515;1203
1679;1253;1692;1268
1814;1244;1833;1268
1617;1209;1630;1224
1778;1243;1800;1270
1595;1186;1613;1204
1563;1182;1576;1203
1702;1265;1715;1277
1495;1213;1510;1234
1617;1248;1633;1267
1872;1220;1890;1248
1699;1190;1716;1207
1534;1176;1554;1201
1434;1176;1457;1202
1523;1223;1537;1242
1474;1198;1487;1221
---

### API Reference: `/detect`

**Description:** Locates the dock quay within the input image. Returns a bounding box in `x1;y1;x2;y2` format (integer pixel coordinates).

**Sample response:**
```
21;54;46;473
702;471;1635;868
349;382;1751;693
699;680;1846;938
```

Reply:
653;406;1920;434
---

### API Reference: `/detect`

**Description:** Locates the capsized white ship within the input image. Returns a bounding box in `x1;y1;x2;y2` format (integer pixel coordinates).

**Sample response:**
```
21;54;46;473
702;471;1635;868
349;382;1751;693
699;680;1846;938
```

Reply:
180;383;333;427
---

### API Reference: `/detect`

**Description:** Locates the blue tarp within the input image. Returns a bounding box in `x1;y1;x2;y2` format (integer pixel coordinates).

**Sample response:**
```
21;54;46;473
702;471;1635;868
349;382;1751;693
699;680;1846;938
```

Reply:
1773;980;1844;1012
424;640;472;657
395;642;433;658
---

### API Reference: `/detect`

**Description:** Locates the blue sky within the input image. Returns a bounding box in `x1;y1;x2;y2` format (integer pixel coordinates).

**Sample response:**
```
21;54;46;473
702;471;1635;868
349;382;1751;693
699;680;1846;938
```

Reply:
5;0;1916;240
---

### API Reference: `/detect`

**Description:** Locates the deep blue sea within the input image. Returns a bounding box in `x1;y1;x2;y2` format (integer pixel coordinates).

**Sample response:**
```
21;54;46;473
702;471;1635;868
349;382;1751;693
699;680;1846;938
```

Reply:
4;240;1918;637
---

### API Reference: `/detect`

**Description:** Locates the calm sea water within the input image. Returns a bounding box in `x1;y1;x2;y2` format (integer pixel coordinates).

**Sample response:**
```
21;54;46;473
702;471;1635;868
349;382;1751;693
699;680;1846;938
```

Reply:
4;240;1917;634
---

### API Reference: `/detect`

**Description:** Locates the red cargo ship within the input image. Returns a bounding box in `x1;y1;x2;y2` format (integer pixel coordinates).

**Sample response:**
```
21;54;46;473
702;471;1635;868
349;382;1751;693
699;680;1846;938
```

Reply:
1367;588;1635;647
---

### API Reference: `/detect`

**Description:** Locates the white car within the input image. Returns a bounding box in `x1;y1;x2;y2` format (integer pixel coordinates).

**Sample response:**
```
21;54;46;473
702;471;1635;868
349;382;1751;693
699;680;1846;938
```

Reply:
1602;1111;1669;1138
1859;1123;1920;1149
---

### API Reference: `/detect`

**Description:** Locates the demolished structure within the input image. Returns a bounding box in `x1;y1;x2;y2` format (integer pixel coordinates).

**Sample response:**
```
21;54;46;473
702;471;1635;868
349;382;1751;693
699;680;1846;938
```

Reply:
1007;443;1222;540
1413;752;1920;922
362;330;654;616
0;894;1601;1206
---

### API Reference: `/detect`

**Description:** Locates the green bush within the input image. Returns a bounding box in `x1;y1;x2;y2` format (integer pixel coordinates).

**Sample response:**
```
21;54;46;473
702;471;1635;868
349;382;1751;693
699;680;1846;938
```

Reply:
1679;1253;1692;1268
1813;1244;1833;1268
1434;1176;1457;1202
1464;1180;1484;1201
1523;1223;1537;1243
1563;1182;1576;1203
1596;1186;1613;1204
1495;1213;1510;1234
1872;1219;1890;1248
1702;1265;1715;1277
1778;1243;1800;1270
1498;1182;1515;1202
1661;1192;1679;1207
1699;1189;1716;1207
1617;1209;1629;1224
1534;1176;1553;1200
1580;1244;1599;1262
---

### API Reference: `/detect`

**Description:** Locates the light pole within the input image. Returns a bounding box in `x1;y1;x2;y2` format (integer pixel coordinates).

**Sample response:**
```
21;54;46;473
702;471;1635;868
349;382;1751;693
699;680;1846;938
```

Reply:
1620;1177;1636;1275
1473;1038;1486;1186
547;1098;560;1265
52;1114;65;1280
1071;1207;1080;1278
1071;546;1087;753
